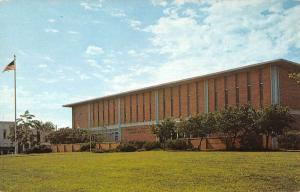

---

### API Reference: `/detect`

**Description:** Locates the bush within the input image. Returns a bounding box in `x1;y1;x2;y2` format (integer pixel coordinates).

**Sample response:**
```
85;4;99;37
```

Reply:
165;139;192;150
240;132;263;151
143;141;161;151
116;143;137;152
93;148;116;153
25;145;52;154
128;141;146;150
279;133;300;150
80;142;96;152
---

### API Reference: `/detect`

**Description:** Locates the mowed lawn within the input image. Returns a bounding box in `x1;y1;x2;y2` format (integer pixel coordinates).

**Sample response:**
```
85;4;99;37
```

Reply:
0;151;300;192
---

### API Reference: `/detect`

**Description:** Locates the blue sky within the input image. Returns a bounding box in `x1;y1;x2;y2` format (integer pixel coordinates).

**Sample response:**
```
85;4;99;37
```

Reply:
0;0;300;127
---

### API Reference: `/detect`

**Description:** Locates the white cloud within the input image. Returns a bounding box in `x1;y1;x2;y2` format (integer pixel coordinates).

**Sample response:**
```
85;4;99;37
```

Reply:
129;19;142;30
48;19;56;23
38;78;58;84
45;28;59;33
111;9;126;17
98;0;300;94
142;0;300;85
67;30;79;34
85;45;104;55
38;64;48;68
87;59;101;69
41;56;54;62
80;0;103;11
151;0;168;7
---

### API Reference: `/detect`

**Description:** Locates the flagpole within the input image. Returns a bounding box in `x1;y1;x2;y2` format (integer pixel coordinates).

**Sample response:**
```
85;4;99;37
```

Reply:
14;55;18;154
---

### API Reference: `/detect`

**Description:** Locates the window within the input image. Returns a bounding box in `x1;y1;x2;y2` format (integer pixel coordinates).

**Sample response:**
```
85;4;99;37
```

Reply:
149;92;152;120
114;131;119;142
3;129;7;139
98;103;100;127
235;74;240;106
247;72;252;103
187;84;190;116
179;86;182;116
113;100;116;125
259;69;264;107
171;87;173;116
136;94;138;122
102;101;105;126
224;76;228;107
130;96;132;122
142;93;145;121
196;82;199;114
163;89;166;118
123;98;126;123
214;79;218;111
107;101;110;125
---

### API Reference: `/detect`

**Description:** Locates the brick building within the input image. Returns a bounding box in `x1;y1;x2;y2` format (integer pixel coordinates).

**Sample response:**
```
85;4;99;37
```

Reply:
64;59;300;142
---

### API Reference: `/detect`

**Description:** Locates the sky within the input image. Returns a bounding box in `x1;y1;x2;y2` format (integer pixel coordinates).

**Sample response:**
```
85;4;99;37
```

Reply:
0;0;300;127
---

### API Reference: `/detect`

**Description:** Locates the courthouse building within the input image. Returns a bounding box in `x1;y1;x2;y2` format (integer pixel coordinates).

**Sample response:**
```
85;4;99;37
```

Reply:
64;59;300;142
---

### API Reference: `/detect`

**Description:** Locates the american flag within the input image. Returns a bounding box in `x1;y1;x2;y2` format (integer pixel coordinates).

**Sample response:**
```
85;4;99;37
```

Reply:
2;60;15;72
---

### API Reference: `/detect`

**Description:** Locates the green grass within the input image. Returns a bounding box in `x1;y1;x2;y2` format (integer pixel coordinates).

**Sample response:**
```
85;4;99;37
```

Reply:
0;151;300;192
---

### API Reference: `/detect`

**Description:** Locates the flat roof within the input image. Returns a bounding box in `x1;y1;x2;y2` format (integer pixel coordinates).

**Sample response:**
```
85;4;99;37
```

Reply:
63;59;300;107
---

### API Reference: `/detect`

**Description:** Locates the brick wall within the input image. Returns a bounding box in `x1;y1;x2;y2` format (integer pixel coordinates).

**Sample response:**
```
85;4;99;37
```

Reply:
122;126;156;142
279;64;300;110
69;61;300;143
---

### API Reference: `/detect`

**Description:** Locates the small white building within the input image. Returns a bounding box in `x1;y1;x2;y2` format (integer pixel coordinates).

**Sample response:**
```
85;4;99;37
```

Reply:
0;121;14;154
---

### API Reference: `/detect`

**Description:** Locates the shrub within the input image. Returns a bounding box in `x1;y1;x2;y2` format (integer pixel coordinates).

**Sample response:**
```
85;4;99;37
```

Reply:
93;148;116;153
25;145;52;154
80;142;96;152
240;132;263;151
128;141;146;150
116;143;137;152
143;141;161;151
165;139;193;150
279;133;300;150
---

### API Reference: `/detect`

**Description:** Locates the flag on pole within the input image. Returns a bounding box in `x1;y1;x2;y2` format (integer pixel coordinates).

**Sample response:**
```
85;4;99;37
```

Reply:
2;55;18;154
3;60;16;72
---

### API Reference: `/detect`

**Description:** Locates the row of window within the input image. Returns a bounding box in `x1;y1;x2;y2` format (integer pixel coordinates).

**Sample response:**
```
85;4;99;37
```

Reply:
89;69;265;127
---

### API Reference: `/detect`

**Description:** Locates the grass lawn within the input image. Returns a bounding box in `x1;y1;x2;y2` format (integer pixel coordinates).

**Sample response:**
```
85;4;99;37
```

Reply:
0;151;300;192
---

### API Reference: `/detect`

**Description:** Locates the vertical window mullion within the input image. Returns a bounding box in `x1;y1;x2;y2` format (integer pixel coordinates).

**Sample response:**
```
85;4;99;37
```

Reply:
130;96;132;123
259;69;264;107
163;89;166;119
247;72;252;103
171;87;173;116
235;74;240;107
187;84;190;116
179;85;181;117
214;79;218;111
149;92;152;121
224;76;228;108
196;82;199;114
136;94;138;122
143;93;145;121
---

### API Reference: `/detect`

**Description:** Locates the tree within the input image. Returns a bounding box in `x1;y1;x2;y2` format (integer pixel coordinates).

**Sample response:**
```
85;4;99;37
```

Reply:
216;107;242;150
10;110;36;151
175;118;190;138
289;72;300;84
32;120;56;145
257;105;295;149
152;118;176;144
195;112;217;150
47;128;102;144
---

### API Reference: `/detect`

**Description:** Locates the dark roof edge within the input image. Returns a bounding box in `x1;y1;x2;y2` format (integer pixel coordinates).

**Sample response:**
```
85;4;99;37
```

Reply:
63;59;300;107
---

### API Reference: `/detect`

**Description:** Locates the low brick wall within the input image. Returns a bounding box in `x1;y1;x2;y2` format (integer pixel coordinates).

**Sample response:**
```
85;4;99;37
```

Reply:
188;137;227;150
96;142;120;151
51;143;119;153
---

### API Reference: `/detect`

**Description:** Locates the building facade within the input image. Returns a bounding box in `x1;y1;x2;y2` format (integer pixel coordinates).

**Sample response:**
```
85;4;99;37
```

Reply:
0;121;14;154
64;59;300;142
